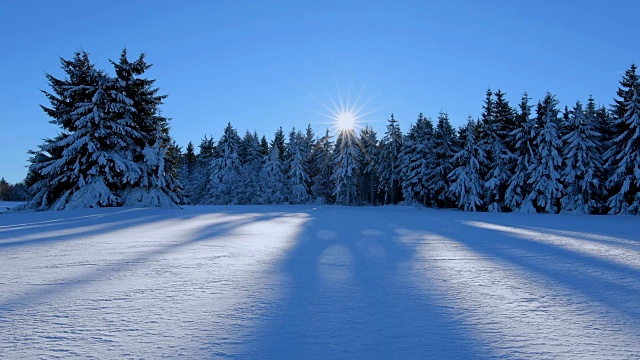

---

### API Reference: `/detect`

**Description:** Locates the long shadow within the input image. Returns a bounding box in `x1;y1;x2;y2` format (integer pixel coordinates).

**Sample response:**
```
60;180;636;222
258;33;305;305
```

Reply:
0;207;284;312
0;208;180;249
427;218;640;329
240;206;492;359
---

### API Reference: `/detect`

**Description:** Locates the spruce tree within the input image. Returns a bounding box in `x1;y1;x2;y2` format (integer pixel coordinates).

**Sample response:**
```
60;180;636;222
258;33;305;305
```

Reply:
478;89;512;212
399;114;434;206
561;99;603;213
359;125;380;205
111;49;181;207
209;123;242;204
378;114;403;204
30;51;145;209
427;112;458;208
239;131;263;204
604;64;640;214
449;117;486;211
260;145;286;204
332;129;361;206
285;128;311;204
527;93;564;213
505;93;536;212
309;129;334;204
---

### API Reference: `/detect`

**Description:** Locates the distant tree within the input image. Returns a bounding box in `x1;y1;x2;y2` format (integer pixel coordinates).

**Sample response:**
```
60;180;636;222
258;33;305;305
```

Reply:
260;145;286;204
271;127;286;162
0;178;10;201
238;131;264;204
209;123;242;204
285;128;311;204
359;125;380;205
378;114;403;204
309;129;334;204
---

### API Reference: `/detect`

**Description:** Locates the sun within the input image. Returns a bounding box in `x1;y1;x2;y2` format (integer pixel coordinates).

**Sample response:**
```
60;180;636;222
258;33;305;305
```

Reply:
335;110;358;131
316;86;375;135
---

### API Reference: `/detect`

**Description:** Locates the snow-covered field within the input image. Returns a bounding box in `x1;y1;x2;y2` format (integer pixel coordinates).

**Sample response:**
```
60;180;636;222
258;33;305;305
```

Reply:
0;201;25;213
1;205;639;359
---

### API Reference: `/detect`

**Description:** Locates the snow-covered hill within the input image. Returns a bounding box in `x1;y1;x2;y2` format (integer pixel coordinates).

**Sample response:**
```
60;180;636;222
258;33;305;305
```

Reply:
1;206;639;358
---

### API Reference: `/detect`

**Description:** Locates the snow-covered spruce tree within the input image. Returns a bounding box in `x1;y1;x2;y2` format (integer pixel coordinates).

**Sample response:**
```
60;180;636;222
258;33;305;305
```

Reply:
504;93;537;212
527;93;564;213
332;129;362;206
448;117;486;211
378;114;403;204
260;145;286;204
178;141;198;204
30;51;147;210
184;135;216;204
604;64;640;214
560;99;604;214
478;89;513;212
209;123;243;204
359;125;380;205
285;128;311;204
399;113;434;206
271;127;286;162
309;129;334;204
238;131;264;204
110;49;181;207
426;112;458;208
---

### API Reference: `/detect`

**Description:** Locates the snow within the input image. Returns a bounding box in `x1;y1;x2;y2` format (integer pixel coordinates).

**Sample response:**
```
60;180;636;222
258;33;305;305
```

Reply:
1;205;639;358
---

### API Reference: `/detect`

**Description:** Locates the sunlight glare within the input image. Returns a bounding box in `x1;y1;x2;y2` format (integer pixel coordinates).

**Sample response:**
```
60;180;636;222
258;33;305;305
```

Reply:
336;111;357;131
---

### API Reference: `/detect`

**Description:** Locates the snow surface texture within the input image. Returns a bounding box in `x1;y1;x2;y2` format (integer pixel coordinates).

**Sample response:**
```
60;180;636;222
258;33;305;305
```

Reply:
1;206;639;359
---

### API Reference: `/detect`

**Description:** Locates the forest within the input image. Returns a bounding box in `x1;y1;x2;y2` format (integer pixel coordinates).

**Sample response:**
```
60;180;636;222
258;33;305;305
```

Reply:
16;50;640;214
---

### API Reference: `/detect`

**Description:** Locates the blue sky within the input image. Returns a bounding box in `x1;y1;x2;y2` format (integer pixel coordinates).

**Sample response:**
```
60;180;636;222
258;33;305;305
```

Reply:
1;0;638;184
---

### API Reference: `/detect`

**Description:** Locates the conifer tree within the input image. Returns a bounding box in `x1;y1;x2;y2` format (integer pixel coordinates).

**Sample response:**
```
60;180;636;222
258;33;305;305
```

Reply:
427;112;458;208
478;89;513;211
209;123;242;204
285;128;311;204
332;129;361;206
260;145;286;204
400;114;436;206
527;93;564;213
561;99;603;213
505;93;536;212
238;131;263;204
310;129;334;203
359;125;380;205
271;127;286;162
604;64;640;214
378;114;403;204
178;141;198;204
112;49;181;207
30;51;143;209
449;117;486;211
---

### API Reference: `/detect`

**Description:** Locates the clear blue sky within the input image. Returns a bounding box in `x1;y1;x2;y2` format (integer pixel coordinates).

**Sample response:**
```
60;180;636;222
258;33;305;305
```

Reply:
1;0;637;184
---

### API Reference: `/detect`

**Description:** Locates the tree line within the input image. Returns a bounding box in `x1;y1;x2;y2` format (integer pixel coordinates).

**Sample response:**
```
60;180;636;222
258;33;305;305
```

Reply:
16;50;640;214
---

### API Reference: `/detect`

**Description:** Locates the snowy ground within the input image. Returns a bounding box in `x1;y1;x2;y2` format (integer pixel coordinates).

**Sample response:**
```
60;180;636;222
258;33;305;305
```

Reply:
1;205;639;359
0;201;25;213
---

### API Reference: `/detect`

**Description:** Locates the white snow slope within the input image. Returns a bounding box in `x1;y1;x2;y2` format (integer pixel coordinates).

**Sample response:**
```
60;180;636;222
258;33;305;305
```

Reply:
1;205;639;359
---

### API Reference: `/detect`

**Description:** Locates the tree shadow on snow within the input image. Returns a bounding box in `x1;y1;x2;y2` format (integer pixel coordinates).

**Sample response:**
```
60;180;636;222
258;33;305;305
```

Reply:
240;206;492;359
0;207;284;313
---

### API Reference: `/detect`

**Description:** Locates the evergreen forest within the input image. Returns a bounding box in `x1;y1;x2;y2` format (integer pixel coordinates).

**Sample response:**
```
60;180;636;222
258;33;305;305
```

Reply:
19;50;640;214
